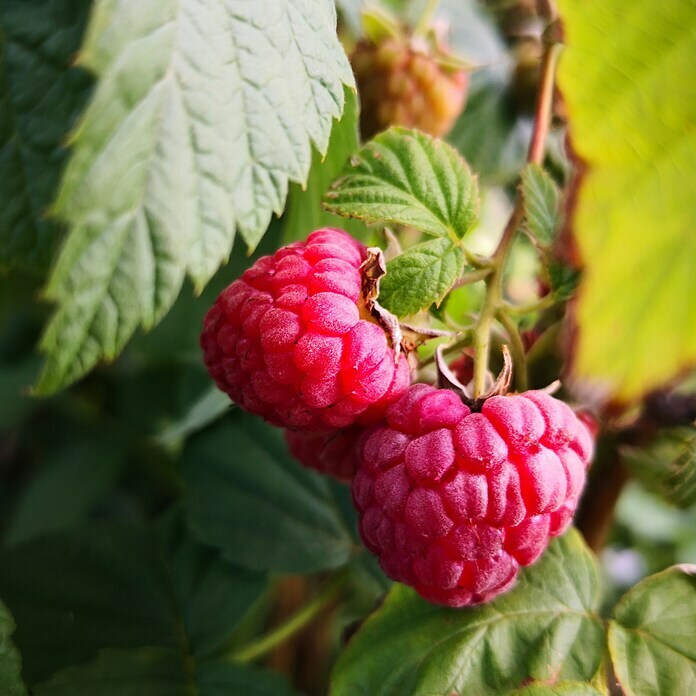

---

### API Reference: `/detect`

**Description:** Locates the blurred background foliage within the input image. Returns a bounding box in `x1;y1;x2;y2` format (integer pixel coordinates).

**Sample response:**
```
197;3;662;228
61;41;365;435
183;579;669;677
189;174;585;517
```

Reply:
1;0;695;693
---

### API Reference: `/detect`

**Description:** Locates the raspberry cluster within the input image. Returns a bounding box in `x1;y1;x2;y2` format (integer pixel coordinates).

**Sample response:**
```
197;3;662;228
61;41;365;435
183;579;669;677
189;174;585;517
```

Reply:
201;229;409;433
201;228;594;607
351;38;469;139
352;386;593;606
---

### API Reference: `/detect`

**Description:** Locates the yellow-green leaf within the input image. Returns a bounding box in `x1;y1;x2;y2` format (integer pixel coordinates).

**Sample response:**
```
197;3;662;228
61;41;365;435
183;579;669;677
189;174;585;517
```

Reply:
557;0;696;402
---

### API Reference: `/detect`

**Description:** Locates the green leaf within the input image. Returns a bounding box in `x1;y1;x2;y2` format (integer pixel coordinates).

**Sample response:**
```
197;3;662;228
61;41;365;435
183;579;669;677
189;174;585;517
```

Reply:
0;522;266;686
512;683;604;696
32;648;191;696
331;529;605;695
0;599;26;696
4;440;125;547
620;427;696;509
33;649;299;696
157;386;231;452
0;0;92;273
379;237;465;317
608;564;696;695
448;78;529;185
324;127;479;241
36;0;354;396
557;0;696;402
282;86;366;244
196;661;300;696
521;164;561;247
183;412;354;573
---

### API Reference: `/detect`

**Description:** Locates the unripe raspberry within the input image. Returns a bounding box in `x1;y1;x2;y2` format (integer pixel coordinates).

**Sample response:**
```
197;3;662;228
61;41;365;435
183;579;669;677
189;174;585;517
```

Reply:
351;37;469;139
201;229;410;432
352;385;593;607
285;427;363;482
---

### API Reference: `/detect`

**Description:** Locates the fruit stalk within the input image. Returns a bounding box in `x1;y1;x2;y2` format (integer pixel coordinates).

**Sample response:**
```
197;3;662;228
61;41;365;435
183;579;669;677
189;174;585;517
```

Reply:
471;19;561;398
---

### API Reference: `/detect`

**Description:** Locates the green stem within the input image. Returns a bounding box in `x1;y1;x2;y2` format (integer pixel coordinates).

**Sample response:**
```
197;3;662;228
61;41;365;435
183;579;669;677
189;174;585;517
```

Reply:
230;573;347;663
504;293;556;317
471;206;524;398
413;0;440;37
420;332;472;368
453;267;492;289
470;23;560;398
496;310;528;392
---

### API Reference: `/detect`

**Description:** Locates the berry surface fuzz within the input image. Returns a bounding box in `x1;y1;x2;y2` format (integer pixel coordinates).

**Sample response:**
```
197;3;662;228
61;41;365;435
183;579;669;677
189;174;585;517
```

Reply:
352;385;594;607
201;229;410;432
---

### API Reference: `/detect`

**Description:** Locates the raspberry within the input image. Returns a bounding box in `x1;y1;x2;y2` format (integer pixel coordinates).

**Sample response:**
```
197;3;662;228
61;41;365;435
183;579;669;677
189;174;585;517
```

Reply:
351;37;469;139
201;229;410;432
352;385;594;607
285;427;362;482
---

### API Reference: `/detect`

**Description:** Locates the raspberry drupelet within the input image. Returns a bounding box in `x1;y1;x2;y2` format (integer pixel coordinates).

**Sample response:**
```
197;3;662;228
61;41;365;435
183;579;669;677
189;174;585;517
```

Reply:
201;229;410;432
352;385;594;607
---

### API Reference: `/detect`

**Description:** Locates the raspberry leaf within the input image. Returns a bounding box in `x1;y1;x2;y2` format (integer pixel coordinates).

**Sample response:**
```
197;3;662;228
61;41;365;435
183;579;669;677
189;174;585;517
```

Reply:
608;565;696;696
521;164;560;248
32;650;299;695
379;237;465;317
282;87;366;244
324;128;479;241
0;520;267;689
182;412;354;573
620;427;696;509
331;529;606;695
0;0;92;274
557;0;696;402
35;0;354;395
0;600;26;696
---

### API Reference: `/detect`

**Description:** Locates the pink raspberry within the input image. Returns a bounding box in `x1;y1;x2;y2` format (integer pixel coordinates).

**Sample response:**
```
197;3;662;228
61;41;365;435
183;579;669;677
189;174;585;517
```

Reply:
201;229;410;432
352;385;594;607
285;427;363;482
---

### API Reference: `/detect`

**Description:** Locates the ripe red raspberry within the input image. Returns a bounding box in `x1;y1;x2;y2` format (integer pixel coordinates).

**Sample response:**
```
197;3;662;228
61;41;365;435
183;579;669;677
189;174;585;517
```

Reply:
285;427;362;482
201;229;410;432
351;37;469;139
352;385;594;607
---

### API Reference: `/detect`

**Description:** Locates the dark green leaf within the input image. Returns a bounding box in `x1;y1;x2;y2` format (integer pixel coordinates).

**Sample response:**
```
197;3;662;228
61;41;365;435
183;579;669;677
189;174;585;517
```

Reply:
33;648;191;696
521;164;561;247
36;0;354;395
380;237;465;317
608;564;696;695
0;599;26;696
157;386;231;452
282;87;366;244
33;649;299;696
183;412;354;573
0;522;266;686
620;427;696;509
4;441;124;546
331;529;605;695
324;127;479;240
196;661;300;696
548;261;580;302
0;0;92;273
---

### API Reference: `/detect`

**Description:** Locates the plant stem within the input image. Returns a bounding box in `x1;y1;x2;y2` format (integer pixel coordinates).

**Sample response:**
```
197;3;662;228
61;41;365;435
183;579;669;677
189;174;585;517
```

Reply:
527;41;562;165
496;310;528;392
452;267;492;289
471;24;561;398
413;0;440;37
230;573;347;663
471;207;524;398
503;294;556;317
